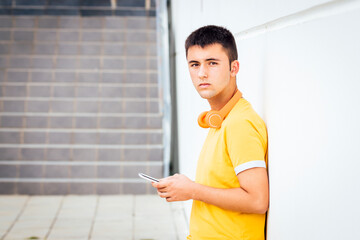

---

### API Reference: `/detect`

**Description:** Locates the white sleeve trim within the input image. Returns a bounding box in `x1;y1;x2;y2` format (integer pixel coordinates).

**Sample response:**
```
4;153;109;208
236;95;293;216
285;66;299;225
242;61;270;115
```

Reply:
234;160;266;175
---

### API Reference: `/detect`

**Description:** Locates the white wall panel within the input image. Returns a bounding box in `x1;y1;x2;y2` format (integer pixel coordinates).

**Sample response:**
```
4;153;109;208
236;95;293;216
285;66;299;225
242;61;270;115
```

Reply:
171;0;360;237
263;8;360;239
197;0;329;32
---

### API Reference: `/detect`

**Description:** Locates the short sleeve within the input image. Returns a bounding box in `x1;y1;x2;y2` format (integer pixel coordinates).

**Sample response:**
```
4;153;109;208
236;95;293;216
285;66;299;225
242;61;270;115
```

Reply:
225;118;266;175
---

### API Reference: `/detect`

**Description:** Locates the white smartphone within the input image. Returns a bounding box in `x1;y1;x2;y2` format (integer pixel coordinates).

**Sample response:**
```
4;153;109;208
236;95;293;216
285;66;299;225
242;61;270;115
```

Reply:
138;173;159;182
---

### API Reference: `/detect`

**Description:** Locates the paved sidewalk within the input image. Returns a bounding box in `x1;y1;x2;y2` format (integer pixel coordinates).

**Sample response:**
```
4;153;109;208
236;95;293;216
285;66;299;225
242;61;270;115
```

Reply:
0;195;189;240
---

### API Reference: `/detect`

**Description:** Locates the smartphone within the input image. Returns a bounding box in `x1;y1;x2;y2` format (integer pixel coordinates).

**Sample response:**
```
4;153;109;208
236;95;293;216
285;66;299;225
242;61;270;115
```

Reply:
138;173;159;182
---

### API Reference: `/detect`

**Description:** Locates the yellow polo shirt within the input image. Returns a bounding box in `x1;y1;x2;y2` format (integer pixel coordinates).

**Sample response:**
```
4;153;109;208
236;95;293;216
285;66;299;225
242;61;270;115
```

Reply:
189;98;268;240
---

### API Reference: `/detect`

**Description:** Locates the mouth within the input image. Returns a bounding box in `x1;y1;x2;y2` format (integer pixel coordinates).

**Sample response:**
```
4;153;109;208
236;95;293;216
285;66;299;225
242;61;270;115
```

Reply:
199;83;211;88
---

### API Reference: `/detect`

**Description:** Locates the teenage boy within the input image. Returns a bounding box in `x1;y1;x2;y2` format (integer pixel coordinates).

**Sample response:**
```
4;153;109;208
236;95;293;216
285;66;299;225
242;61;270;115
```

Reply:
152;25;269;240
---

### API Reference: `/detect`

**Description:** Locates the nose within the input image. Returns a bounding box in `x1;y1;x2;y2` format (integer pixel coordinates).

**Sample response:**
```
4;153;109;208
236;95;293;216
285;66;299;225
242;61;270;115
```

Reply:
198;65;208;79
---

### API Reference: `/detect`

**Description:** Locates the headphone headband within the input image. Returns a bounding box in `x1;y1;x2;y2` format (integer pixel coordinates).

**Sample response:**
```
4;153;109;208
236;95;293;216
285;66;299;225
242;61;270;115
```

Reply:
198;90;242;129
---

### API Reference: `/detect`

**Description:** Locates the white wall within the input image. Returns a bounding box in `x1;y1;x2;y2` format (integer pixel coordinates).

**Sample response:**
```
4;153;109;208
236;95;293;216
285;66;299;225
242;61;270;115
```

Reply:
171;0;360;239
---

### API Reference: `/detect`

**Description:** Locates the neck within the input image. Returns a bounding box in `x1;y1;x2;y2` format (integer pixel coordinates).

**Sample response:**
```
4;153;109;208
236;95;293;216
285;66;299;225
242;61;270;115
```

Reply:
208;86;238;111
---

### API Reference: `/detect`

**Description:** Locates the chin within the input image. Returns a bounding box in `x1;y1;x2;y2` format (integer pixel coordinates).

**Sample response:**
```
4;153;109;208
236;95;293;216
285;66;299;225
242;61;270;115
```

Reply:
197;90;216;99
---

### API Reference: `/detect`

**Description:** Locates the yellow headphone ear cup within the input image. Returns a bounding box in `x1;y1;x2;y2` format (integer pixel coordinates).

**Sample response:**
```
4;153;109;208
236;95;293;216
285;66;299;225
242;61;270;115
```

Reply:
198;111;210;128
206;110;223;128
198;110;223;128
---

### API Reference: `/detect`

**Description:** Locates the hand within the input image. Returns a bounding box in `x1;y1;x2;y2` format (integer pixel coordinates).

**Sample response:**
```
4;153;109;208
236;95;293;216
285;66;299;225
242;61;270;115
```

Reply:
151;174;195;202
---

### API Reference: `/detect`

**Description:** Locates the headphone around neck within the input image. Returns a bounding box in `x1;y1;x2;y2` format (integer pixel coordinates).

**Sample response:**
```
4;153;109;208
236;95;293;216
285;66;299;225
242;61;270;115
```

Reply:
198;90;243;129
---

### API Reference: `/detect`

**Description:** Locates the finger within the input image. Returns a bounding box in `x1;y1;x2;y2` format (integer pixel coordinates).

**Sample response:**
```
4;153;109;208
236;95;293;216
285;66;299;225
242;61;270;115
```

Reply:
158;188;167;193
154;180;168;189
157;186;167;192
152;182;165;189
157;190;167;198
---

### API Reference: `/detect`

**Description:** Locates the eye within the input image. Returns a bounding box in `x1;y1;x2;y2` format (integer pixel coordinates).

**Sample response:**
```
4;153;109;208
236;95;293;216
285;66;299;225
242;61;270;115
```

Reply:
190;63;199;67
209;61;218;66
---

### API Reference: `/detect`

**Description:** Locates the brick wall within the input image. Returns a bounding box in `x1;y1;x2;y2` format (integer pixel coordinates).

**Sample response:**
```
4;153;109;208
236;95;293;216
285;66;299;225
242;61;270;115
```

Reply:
0;1;163;194
0;0;156;16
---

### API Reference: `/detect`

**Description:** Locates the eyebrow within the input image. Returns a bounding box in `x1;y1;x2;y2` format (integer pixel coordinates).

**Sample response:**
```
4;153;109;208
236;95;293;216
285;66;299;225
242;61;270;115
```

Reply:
206;58;220;62
188;58;221;64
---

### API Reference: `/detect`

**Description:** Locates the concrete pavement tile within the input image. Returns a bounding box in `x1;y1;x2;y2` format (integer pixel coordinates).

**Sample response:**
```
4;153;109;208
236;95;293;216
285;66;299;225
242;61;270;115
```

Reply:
96;203;133;213
135;195;172;216
0;196;29;239
0;230;7;237
97;197;133;209
92;221;132;232
172;209;189;239
62;195;97;207
19;214;57;221
0;196;28;216
17;196;62;221
134;195;177;238
0;220;11;229
5;231;48;240
0;196;28;208
49;219;92;239
134;218;176;233
0;195;189;240
0;221;12;236
136;211;174;218
5;236;45;240
135;223;176;233
27;196;63;206
91;223;133;239
5;219;51;240
49;238;88;240
135;214;174;224
95;207;132;221
19;207;58;220
47;227;91;238
94;212;132;221
134;233;177;240
98;195;133;204
135;195;167;207
170;201;187;210
48;224;91;240
91;235;132;240
170;201;189;239
57;208;95;219
8;219;52;228
55;196;97;220
95;195;133;221
97;195;133;208
47;231;90;240
0;214;18;222
52;219;92;228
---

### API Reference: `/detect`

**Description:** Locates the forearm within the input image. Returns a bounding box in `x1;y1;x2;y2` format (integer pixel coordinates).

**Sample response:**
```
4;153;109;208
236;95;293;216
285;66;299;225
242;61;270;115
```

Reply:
153;171;269;214
191;182;268;214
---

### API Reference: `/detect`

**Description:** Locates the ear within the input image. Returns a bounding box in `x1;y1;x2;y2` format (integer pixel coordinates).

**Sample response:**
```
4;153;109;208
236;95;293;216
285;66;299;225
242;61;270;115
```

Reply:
230;60;240;77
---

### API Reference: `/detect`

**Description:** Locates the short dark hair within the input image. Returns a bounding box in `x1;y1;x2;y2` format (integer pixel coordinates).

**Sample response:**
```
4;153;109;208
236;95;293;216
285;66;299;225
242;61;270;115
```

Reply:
185;25;238;65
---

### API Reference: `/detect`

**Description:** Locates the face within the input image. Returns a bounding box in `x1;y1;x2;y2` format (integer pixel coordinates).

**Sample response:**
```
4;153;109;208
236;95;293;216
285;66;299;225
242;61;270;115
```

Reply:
187;43;238;100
